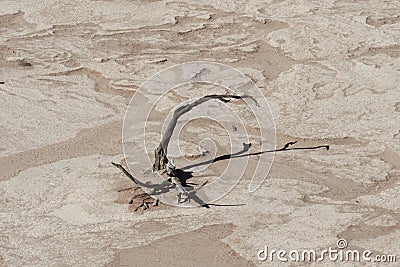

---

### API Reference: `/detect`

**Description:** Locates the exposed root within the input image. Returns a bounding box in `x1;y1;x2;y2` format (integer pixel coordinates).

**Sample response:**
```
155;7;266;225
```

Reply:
112;161;160;211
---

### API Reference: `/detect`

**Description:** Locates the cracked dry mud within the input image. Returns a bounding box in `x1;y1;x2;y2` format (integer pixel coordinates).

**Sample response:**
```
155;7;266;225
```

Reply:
1;1;399;266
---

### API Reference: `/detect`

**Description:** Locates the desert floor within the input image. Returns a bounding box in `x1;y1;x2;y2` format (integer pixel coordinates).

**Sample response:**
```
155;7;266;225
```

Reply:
1;0;400;266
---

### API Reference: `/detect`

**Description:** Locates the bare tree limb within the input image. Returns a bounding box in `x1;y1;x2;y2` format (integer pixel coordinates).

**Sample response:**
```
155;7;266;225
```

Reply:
112;162;138;184
153;94;258;171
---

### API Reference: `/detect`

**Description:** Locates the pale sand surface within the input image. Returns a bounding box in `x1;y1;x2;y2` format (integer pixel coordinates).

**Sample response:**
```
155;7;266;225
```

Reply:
1;0;400;266
108;224;255;267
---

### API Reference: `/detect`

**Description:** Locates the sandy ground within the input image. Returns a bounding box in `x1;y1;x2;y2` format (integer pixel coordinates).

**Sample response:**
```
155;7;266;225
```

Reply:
1;0;400;266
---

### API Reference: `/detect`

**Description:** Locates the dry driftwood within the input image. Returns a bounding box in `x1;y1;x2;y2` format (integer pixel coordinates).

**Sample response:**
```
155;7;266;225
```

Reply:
112;94;257;210
153;94;258;171
113;93;331;210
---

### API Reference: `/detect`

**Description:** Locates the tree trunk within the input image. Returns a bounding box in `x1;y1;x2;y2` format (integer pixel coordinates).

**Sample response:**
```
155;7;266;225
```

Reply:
153;143;168;171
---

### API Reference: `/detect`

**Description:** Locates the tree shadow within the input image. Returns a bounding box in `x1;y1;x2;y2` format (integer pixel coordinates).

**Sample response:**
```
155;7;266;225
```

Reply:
113;162;244;208
170;169;245;208
182;141;329;171
113;141;329;210
181;143;252;170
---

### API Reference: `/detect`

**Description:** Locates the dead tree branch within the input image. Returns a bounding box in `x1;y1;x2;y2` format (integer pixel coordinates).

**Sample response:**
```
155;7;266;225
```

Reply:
153;94;258;171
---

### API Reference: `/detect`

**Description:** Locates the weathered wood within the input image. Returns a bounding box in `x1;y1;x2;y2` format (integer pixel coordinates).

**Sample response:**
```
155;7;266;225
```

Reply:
153;94;258;171
112;162;138;184
114;93;260;209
